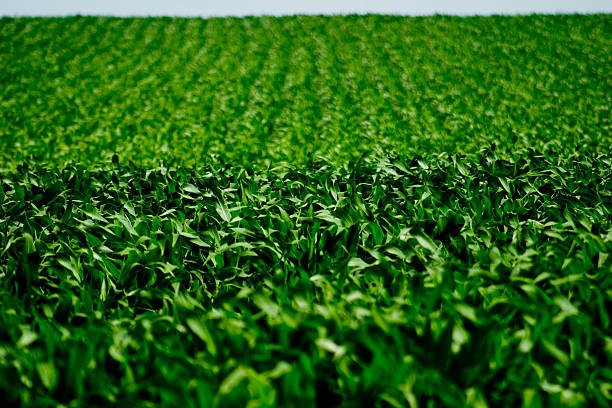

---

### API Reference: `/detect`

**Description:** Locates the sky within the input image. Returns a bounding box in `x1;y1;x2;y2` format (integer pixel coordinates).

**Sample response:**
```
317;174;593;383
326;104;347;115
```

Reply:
1;0;610;17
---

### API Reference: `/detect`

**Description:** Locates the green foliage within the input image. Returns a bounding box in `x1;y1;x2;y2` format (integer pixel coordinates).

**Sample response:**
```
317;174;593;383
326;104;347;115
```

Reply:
1;13;611;408
0;15;611;168
1;150;611;406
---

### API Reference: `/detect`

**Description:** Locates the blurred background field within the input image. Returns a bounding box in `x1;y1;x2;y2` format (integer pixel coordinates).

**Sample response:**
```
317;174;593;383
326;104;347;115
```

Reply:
1;15;610;169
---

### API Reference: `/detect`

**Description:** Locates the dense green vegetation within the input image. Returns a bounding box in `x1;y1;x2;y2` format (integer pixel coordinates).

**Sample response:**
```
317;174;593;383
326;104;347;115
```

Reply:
0;14;611;407
2;152;611;407
0;15;610;167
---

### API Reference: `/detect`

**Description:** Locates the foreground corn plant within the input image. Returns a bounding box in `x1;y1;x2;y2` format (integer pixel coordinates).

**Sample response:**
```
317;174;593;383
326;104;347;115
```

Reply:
1;151;611;406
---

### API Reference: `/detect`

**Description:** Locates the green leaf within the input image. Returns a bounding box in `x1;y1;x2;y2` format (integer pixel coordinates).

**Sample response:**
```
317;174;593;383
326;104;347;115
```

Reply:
415;234;438;253
115;214;138;236
186;318;217;356
216;202;232;223
37;361;58;390
58;258;83;283
183;184;201;194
